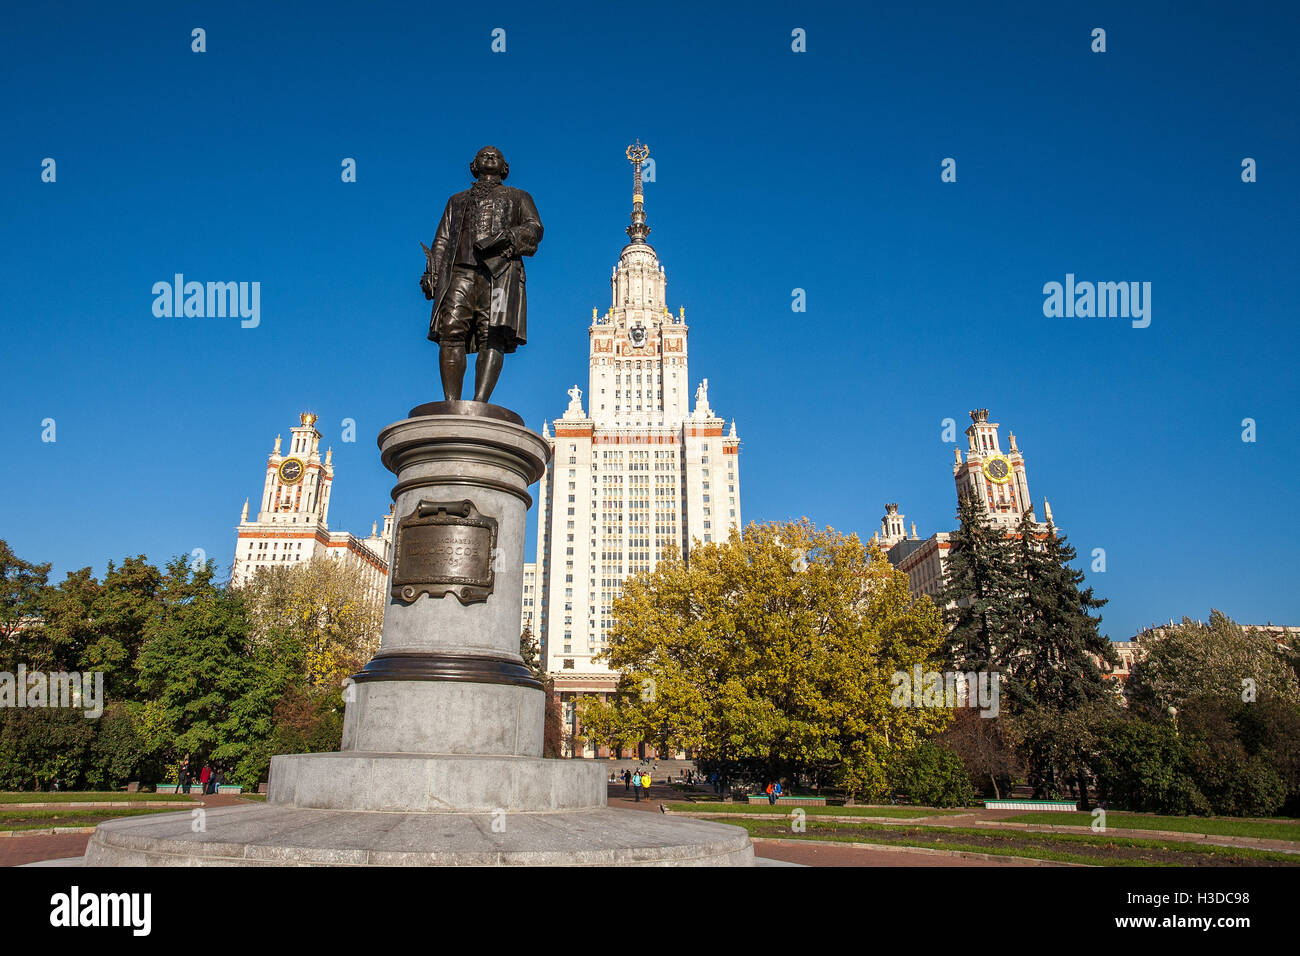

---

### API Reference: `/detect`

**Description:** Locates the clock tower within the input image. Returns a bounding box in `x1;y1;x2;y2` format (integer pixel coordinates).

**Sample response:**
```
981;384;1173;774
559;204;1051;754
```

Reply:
259;412;332;523
952;408;1034;530
887;407;1049;601
231;412;393;593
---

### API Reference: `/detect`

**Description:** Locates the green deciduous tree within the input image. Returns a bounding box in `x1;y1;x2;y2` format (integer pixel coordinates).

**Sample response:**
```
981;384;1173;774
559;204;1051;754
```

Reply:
1127;610;1300;717
591;520;949;800
1177;696;1292;817
240;558;383;694
1011;702;1118;805
135;568;293;788
1091;715;1204;815
0;539;51;669
892;740;976;807
85;702;155;791
79;556;166;700
0;707;96;790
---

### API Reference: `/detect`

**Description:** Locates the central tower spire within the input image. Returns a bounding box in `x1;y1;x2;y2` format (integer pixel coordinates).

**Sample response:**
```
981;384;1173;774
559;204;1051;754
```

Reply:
625;140;651;244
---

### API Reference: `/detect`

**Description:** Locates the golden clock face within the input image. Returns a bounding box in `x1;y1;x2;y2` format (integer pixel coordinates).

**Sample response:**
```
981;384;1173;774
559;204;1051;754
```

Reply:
278;458;305;485
985;455;1012;484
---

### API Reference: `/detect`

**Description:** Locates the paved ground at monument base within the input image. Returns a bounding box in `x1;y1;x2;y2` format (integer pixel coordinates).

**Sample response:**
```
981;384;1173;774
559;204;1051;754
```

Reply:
0;786;1059;867
608;781;1057;865
0;793;251;867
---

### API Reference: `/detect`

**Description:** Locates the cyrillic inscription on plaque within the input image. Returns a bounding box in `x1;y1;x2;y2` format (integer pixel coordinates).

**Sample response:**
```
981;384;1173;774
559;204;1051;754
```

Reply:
391;499;498;605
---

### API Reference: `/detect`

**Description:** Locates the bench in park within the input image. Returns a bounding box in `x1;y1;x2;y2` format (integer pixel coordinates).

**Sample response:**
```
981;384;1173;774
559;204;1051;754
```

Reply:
983;798;1077;811
745;795;827;807
155;784;243;795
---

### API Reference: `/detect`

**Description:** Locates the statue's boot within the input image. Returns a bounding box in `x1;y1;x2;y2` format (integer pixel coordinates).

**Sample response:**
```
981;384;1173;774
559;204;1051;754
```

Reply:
473;347;504;403
440;345;467;401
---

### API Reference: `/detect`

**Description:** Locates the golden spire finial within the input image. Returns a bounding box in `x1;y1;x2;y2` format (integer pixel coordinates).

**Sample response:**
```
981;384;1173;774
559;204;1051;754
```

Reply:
300;412;317;427
625;141;651;244
626;139;650;169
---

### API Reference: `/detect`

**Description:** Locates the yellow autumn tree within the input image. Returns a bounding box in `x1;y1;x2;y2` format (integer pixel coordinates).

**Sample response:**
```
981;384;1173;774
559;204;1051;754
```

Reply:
240;558;384;693
580;520;949;800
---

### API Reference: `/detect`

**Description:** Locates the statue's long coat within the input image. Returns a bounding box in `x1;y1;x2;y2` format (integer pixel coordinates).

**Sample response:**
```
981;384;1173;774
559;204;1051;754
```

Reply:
425;184;543;351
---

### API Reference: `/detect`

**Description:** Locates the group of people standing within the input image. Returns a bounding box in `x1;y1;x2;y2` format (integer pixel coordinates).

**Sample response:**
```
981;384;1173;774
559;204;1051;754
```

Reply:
176;760;224;796
610;766;787;805
622;768;654;801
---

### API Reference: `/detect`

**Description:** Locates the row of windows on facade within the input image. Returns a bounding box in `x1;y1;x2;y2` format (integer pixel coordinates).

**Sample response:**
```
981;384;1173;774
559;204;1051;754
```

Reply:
569;452;720;466
592;357;684;369
609;371;671;385
599;450;678;459
580;492;731;504
249;550;304;562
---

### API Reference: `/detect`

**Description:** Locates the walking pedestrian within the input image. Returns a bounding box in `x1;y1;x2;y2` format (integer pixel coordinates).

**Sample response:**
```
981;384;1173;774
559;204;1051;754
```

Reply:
199;763;212;795
623;769;632;791
632;769;642;802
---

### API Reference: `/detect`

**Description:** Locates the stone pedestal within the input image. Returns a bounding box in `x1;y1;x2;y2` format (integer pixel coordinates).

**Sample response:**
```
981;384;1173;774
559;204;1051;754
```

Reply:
341;404;550;760
83;402;754;866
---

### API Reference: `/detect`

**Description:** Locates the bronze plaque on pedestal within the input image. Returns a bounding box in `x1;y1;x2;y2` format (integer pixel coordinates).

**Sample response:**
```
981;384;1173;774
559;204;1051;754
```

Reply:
391;499;498;605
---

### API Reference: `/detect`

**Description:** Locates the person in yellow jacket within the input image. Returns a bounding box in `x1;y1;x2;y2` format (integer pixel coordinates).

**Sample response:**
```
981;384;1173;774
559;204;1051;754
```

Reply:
641;771;652;799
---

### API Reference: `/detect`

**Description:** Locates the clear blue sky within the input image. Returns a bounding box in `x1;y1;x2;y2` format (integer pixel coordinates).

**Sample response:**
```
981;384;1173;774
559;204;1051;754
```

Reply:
2;1;1296;640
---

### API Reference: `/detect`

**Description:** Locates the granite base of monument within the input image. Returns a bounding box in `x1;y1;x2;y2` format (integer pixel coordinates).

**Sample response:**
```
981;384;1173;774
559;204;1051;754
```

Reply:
83;803;754;867
80;405;755;867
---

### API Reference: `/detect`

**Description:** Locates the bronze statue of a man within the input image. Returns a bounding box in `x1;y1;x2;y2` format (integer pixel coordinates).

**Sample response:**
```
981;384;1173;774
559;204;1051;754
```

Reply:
421;146;543;403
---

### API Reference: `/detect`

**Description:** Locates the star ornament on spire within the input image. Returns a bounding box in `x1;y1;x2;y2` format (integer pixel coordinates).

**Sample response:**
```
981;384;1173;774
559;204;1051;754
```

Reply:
626;140;650;171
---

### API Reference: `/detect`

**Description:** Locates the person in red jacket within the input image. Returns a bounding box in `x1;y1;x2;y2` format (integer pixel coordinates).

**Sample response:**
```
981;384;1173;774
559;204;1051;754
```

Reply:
199;764;212;795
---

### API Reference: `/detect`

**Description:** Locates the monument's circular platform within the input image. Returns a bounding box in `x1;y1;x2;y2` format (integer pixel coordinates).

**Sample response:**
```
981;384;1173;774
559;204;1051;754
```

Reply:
269;752;607;812
82;804;755;866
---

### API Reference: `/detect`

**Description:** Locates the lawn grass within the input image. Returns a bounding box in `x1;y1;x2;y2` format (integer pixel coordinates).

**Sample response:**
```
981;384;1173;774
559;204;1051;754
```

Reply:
733;819;1300;867
0;806;185;831
665;802;952;818
746;825;1141;867
0;791;192;804
1001;811;1300;842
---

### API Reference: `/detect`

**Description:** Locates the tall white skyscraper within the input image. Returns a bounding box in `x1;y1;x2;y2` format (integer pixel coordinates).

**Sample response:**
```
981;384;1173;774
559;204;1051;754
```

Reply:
529;144;743;755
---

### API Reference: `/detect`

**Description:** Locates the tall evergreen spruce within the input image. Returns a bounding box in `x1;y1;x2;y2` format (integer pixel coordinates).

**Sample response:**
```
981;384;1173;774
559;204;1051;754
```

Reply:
1006;513;1116;799
1006;513;1115;712
938;493;1019;675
